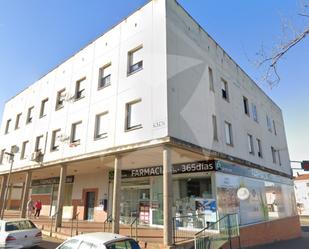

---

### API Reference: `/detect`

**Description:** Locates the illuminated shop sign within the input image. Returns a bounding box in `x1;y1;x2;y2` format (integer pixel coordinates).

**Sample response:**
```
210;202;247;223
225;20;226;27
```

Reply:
31;175;74;186
109;160;215;179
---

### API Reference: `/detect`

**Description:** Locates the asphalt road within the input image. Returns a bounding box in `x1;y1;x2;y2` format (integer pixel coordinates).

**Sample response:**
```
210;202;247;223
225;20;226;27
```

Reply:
37;236;62;249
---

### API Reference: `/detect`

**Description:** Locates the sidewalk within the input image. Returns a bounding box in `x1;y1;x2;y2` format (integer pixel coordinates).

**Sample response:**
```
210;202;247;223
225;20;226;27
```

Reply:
245;228;309;249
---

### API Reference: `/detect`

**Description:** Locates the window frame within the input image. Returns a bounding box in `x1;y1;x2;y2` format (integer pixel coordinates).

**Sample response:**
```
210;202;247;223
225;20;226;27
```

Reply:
224;121;233;146
221;78;229;101
20;141;29;160
51;129;61;152
26;106;34;124
98;63;112;90
271;146;277;164
208;67;214;92
252;104;258;123
55;88;66;110
256;138;263;158
39;98;49;118
0;149;6;164
127;45;143;76
4;119;11;134
94;112;108;140
70;121;82;144
243;96;250;116
125;99;143;131
212;115;218;141
74;78;86;101
35;135;44;152
15;113;22;130
247;134;254;155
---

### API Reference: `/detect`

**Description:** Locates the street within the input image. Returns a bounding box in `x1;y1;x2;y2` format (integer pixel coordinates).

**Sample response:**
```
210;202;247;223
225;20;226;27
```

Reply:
37;236;62;249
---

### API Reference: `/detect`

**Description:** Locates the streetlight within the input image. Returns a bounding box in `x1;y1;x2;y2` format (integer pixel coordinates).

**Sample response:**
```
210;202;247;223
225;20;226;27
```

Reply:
0;149;17;219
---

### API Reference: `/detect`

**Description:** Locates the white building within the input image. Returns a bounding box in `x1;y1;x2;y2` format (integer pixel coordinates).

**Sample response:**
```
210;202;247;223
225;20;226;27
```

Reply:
0;0;298;247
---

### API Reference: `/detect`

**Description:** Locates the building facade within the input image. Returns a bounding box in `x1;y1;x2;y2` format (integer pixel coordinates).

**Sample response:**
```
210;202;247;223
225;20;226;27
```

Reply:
0;0;299;247
294;174;309;215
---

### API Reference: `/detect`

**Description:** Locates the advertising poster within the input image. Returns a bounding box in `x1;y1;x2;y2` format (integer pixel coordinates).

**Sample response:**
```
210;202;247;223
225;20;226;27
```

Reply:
195;198;217;222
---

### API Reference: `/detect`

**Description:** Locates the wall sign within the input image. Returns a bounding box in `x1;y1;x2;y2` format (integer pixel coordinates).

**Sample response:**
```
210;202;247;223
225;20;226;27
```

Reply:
109;160;215;179
31;175;74;186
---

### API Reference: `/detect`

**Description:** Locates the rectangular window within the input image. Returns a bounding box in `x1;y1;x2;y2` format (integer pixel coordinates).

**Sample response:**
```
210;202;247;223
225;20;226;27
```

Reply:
75;78;86;100
5;119;11;134
0;149;6;164
15;113;22;130
55;89;66;110
39;98;49;118
94;112;108;139
266;115;272;132
221;78;229;101
306;183;309;188
247;134;254;154
26;107;34;124
51;129;61;151
35;135;44;152
125;99;142;131
273;120;277;135
70;121;82;144
257;138;263;158
212;115;218;141
128;45;143;75
20;141;29;160
224;121;233;145
277;150;282;166
208;67;214;92
243;97;249;116
271;146;276;164
98;63;111;89
252;104;258;122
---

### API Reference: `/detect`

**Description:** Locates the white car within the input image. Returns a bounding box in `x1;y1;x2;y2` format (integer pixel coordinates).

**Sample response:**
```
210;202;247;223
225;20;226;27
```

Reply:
56;232;141;249
0;219;42;248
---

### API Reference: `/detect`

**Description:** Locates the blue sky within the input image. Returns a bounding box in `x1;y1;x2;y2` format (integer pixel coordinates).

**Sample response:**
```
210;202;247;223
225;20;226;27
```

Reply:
0;0;308;169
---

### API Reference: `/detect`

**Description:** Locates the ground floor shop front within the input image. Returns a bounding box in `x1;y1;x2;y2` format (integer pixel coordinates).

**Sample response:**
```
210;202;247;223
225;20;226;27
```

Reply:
0;145;300;247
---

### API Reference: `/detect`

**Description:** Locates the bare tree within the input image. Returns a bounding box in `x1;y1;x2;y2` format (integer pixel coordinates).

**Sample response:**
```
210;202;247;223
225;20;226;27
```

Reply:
257;1;309;88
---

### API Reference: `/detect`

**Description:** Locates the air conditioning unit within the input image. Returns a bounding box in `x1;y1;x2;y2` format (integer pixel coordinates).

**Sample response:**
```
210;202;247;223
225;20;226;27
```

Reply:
31;151;43;162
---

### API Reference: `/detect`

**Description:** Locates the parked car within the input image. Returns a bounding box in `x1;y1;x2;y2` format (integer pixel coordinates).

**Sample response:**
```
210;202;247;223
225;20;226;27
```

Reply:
56;232;140;249
0;219;42;248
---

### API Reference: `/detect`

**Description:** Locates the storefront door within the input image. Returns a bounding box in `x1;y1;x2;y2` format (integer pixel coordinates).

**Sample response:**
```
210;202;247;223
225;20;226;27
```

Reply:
85;191;95;220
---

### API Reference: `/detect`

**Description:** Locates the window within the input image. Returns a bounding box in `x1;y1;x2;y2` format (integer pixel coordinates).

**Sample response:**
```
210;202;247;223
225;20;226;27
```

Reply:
106;240;139;249
247;134;254;154
266;115;272;132
51;129;61;151
35;135;44;152
208;67;214;92
56;89;66;110
125;99;142;131
15;113;22;130
257;138;263;158
221;78;229;101
252;104;258;122
243;97;249;116
75;78;86;100
94;112;108;139
98;63;111;89
57;239;80;249
70;121;82;144
26;107;34;124
306;183;309;188
273;120;277;135
277;150;282;166
128;45;143;75
39;98;49;118
20;141;29;160
4;119;11;134
0;149;5;164
224;121;233;145
212;115;218;141
271;146;276;164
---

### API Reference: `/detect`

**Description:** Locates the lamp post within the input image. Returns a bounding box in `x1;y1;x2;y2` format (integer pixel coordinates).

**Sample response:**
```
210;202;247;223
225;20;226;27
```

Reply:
0;152;15;219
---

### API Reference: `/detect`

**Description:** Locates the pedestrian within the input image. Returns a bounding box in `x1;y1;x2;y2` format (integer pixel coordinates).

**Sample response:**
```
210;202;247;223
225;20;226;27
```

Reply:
34;200;42;218
26;198;34;218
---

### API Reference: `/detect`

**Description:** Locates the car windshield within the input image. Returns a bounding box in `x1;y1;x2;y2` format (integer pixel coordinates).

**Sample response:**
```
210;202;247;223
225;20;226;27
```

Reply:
5;220;36;231
105;239;140;249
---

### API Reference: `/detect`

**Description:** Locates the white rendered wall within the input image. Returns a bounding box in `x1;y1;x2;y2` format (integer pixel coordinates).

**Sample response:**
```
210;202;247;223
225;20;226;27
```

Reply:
0;0;168;172
166;0;291;175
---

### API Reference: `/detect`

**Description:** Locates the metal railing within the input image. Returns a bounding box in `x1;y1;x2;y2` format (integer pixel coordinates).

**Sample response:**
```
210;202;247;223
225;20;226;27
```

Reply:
130;217;139;241
172;213;208;244
195;213;241;249
70;212;80;237
49;211;59;237
103;215;113;232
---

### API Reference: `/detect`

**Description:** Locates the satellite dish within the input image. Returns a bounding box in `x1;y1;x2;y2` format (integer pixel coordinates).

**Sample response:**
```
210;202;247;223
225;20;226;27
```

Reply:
237;187;250;201
11;146;19;154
